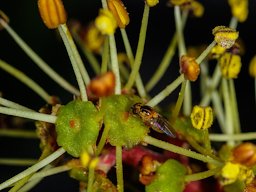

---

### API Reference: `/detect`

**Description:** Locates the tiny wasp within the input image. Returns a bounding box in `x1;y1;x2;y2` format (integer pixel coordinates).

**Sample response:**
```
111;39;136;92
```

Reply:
131;103;176;138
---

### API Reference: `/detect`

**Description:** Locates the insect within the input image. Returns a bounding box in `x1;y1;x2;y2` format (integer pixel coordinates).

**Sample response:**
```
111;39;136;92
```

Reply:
131;103;176;138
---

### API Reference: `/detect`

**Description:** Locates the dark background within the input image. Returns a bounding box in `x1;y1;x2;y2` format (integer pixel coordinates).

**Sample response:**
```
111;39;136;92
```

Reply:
0;0;256;191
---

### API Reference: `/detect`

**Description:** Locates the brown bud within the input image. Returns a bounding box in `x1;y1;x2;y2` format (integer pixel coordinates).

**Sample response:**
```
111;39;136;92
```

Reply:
180;55;200;81
0;10;10;30
139;155;160;185
38;0;67;29
87;71;115;99
232;142;256;167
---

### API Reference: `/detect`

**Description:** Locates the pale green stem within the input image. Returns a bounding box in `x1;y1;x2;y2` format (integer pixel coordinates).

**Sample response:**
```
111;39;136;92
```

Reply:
96;125;111;156
0;158;37;166
29;165;71;181
101;37;109;74
222;78;234;145
0;130;37;139
200;64;221;106
0;97;33;111
171;80;187;122
229;79;241;133
146;34;178;92
229;16;238;29
145;11;188;92
18;166;52;192
100;0;121;94
59;24;90;85
101;0;108;9
147;74;184;107
109;34;121;94
211;91;225;132
116;146;124;192
125;4;149;90
209;132;256;141
0;19;80;96
87;166;95;192
0;59;51;103
174;6;186;57
0;148;65;191
120;28;147;98
200;61;209;97
185;167;222;182
183;81;191;116
255;78;256;106
119;61;130;81
196;41;216;64
186;136;219;160
174;6;192;116
143;136;222;165
0;107;56;123
72;31;100;74
58;24;88;101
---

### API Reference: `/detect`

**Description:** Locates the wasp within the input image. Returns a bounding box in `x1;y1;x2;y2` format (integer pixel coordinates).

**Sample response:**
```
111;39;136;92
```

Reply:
131;103;176;138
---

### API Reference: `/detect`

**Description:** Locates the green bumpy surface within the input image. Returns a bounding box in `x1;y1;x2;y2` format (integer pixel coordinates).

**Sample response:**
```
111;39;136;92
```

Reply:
99;95;149;148
146;159;186;192
56;100;101;157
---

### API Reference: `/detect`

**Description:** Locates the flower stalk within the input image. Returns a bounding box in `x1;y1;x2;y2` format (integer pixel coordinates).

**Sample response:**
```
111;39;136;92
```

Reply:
0;18;80;96
125;4;150;90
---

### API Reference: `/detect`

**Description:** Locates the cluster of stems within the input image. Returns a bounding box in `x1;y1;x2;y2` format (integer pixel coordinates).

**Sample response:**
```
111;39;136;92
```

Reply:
0;1;254;192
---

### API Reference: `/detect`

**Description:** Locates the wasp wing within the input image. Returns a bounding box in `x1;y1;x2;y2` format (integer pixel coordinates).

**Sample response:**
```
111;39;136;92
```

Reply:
151;116;176;138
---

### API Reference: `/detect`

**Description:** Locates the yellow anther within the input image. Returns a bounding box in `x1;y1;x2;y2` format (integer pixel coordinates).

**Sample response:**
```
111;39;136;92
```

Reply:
210;44;226;59
190;105;213;130
89;157;99;169
107;0;130;28
170;0;192;6
146;0;159;7
80;151;90;168
95;9;117;35
220;162;254;185
222;162;240;180
219;52;242;79
38;0;67;29
228;0;248;22
182;1;204;17
84;23;105;53
212;26;239;49
249;56;256;78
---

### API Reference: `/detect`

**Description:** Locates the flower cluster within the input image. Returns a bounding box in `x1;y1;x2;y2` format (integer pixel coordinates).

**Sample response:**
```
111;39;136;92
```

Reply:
0;0;255;192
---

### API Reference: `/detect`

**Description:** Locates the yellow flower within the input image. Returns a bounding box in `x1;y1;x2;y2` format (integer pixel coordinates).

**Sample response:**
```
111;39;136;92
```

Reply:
89;157;99;169
170;0;192;6
210;44;226;59
80;151;99;169
84;23;105;53
95;9;117;35
221;162;254;185
181;1;204;18
146;0;159;7
107;0;130;28
190;105;213;130
38;0;67;29
219;52;242;79
212;26;239;49
222;162;240;181
80;151;90;167
249;56;256;78
228;0;248;22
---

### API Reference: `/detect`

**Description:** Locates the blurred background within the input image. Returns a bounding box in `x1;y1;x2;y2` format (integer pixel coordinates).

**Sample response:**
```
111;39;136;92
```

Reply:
0;0;255;191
